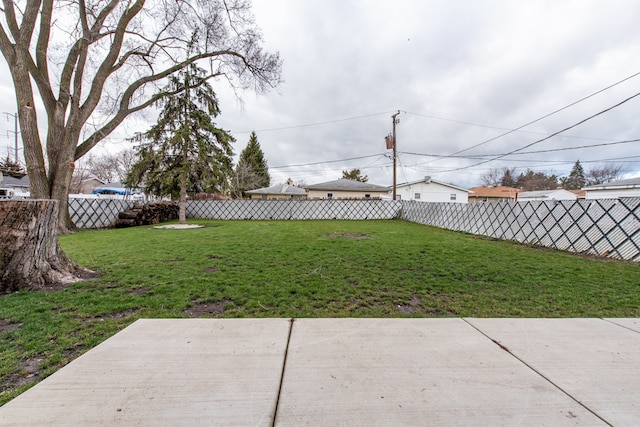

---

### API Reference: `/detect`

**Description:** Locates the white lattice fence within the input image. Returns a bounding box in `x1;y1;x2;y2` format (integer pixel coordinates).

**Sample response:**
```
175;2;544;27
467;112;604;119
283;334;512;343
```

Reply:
402;198;640;261
69;198;135;229
186;199;403;220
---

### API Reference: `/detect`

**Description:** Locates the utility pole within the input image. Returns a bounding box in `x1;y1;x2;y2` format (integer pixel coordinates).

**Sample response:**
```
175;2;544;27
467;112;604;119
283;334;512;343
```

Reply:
391;111;400;200
3;112;20;163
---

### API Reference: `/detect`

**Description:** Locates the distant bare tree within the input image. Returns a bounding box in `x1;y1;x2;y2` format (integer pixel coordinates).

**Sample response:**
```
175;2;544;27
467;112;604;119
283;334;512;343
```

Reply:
231;162;264;199
115;148;136;183
586;163;628;185
480;168;502;187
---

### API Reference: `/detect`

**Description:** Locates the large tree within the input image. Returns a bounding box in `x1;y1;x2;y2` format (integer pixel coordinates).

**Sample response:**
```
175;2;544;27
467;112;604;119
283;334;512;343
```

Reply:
0;0;281;232
232;131;269;198
125;64;234;223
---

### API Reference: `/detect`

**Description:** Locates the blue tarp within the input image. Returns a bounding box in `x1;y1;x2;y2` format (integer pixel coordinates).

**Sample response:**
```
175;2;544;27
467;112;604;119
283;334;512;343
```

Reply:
92;187;133;195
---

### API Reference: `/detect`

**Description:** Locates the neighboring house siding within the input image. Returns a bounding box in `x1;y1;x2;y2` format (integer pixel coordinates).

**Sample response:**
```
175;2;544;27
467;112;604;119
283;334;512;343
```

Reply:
305;179;389;200
585;188;640;199
583;177;640;200
395;178;469;203
307;189;387;200
248;193;304;200
517;189;577;202
468;186;520;204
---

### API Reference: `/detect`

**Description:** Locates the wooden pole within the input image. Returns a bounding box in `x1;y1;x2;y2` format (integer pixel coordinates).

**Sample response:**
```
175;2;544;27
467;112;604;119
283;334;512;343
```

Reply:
392;111;400;200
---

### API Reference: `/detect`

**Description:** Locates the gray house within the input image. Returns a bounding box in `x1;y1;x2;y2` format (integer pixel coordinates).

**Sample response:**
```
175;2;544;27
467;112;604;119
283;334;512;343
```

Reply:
0;173;30;198
245;183;307;200
305;179;389;200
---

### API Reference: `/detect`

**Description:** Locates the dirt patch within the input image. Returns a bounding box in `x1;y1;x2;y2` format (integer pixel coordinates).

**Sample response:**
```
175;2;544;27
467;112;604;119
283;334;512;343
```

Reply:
203;266;218;273
328;233;370;239
82;282;119;292
183;300;231;317
77;308;139;321
128;286;151;295
3;356;44;391
397;295;421;314
0;319;21;334
207;255;222;260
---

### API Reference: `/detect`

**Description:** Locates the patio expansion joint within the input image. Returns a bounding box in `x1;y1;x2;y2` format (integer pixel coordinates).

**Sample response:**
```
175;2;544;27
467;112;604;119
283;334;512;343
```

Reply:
462;318;614;427
601;318;640;334
272;317;295;427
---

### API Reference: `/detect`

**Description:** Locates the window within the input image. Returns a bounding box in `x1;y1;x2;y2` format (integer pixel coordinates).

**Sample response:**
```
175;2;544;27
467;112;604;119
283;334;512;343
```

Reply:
327;193;333;199
414;193;421;200
364;194;371;199
261;194;268;200
450;193;457;201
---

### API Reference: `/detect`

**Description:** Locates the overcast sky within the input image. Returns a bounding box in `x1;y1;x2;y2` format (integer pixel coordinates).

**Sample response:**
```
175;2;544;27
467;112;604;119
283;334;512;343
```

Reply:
2;0;640;189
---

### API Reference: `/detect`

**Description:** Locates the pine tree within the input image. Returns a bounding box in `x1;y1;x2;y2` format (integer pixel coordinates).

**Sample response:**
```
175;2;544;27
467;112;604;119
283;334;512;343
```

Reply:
0;156;26;178
563;160;586;190
125;64;234;223
342;168;368;182
500;168;517;188
232;132;270;198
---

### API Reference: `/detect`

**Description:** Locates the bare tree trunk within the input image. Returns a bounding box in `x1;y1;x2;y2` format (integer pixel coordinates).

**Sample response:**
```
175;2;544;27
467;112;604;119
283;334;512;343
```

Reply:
0;200;93;293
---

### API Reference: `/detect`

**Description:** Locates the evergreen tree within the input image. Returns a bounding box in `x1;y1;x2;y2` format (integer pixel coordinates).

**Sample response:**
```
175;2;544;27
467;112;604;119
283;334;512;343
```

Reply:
562;160;586;190
342;168;368;182
500;167;517;188
0;156;26;178
232;132;270;198
125;64;234;223
516;169;558;191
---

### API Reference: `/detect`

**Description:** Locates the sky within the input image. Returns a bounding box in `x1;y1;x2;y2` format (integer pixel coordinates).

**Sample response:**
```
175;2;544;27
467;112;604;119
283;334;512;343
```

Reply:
2;0;640;189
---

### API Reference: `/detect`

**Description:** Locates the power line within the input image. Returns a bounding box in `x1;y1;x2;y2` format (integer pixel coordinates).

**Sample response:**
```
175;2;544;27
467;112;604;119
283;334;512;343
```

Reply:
233;111;397;134
399;137;640;160
412;69;640;163
270;153;383;169
443;89;640;173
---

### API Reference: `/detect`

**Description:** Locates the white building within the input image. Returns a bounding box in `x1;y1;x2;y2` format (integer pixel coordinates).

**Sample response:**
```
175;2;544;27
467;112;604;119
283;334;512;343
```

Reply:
393;177;469;203
516;189;577;202
583;177;640;199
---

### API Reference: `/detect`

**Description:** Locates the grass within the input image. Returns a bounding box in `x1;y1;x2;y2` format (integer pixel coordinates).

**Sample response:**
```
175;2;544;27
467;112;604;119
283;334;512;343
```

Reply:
1;219;639;404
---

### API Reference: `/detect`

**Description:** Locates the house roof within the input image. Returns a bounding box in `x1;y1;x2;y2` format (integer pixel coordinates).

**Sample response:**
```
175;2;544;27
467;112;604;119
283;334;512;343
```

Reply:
517;189;575;199
245;183;307;195
0;174;29;188
305;179;388;192
396;177;470;193
583;176;640;190
468;186;520;197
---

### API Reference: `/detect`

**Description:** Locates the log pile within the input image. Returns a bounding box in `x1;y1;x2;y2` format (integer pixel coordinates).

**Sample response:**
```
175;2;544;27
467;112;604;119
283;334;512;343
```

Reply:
115;202;179;228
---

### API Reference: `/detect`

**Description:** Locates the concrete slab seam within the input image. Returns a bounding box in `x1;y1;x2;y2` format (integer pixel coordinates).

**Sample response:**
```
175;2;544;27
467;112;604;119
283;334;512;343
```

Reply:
601;318;640;334
461;318;614;427
272;317;295;427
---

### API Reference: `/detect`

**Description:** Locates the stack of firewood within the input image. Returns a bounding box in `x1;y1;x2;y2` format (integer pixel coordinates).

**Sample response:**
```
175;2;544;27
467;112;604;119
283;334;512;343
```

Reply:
115;202;179;228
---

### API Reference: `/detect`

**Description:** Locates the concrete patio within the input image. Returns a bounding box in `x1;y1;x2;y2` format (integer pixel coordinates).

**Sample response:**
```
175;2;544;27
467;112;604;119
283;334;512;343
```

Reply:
1;318;638;426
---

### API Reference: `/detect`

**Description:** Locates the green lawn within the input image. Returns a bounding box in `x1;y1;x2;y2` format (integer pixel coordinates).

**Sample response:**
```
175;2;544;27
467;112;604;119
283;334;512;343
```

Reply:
1;219;639;404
